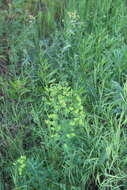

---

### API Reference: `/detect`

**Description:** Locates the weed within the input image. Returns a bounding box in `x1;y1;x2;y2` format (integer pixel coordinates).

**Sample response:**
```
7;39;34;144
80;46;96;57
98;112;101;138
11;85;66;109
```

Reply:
1;0;127;189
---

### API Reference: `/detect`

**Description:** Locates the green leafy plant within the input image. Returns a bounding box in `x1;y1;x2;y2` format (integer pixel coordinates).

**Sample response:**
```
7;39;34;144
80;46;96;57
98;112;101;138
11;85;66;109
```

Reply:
11;155;60;190
7;79;30;99
1;0;127;189
44;83;85;156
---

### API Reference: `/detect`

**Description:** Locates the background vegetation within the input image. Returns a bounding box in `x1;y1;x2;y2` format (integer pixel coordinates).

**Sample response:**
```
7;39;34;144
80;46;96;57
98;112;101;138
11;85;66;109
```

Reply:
0;0;127;189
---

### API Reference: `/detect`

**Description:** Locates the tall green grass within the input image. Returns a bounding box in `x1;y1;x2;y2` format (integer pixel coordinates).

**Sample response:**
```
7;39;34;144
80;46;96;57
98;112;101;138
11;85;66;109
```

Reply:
0;0;127;189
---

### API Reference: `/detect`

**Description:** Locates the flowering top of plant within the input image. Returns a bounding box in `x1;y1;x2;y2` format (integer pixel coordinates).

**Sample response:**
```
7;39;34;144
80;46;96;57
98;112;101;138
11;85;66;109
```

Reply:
45;83;85;151
67;11;80;22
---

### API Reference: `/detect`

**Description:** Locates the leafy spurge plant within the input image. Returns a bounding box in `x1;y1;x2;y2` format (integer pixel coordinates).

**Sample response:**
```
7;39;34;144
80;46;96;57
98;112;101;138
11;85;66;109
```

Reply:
45;83;85;153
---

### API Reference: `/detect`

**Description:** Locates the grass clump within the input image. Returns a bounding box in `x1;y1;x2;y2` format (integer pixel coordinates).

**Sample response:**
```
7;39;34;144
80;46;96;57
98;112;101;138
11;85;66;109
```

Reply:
0;0;127;189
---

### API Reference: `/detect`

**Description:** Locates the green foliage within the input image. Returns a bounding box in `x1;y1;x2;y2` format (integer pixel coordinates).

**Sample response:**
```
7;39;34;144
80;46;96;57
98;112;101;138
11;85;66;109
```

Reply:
45;83;84;150
11;155;59;189
1;0;127;189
